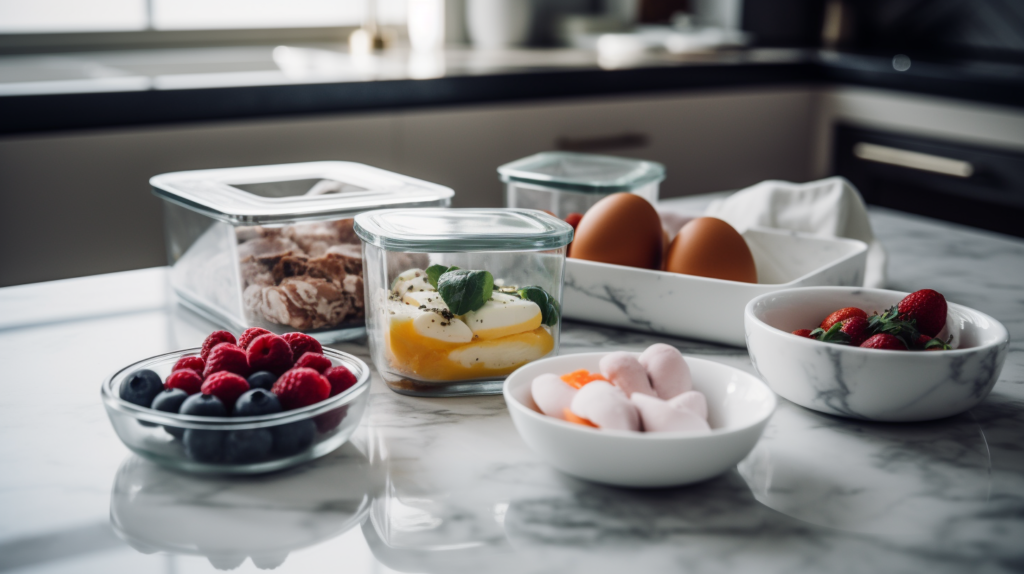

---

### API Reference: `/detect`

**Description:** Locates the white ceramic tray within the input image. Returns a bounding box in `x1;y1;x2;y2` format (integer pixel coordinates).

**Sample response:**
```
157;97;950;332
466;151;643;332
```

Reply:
562;227;868;346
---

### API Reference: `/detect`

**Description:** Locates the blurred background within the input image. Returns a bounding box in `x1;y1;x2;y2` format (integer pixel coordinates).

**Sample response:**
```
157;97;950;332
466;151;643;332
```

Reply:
1;0;1023;287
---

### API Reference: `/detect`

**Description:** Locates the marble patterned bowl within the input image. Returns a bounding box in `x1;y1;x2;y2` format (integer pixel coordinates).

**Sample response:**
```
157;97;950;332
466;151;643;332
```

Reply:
744;287;1009;422
102;347;371;475
503;352;776;488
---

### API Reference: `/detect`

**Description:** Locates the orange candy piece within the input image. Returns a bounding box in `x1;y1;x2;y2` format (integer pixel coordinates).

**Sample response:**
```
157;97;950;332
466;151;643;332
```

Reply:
563;408;598;427
560;369;606;389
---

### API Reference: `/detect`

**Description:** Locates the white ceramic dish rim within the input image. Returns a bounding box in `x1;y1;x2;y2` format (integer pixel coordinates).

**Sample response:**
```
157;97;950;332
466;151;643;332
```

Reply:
745;286;1010;356
566;227;868;288
101;347;371;429
504;351;777;441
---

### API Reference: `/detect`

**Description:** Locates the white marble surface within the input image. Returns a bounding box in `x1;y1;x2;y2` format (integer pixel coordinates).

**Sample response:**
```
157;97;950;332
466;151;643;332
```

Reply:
1;199;1023;573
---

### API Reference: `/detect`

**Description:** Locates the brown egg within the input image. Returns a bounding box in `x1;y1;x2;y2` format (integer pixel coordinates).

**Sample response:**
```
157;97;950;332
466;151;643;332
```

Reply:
569;193;662;269
665;217;757;283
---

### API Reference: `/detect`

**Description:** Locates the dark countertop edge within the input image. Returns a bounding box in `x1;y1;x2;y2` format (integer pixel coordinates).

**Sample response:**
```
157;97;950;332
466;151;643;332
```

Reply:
1;56;1022;136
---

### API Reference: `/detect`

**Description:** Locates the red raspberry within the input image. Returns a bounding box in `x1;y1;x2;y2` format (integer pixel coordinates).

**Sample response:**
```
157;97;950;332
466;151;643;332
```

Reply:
791;329;814;338
165;369;203;395
246;334;294;375
203;343;250;378
272;368;330;410
820;307;867;331
238;327;272;350
294;352;332;374
201;372;250;407
315;405;349;433
839;316;871;347
860;334;907;350
200;331;237;361
172;356;205;375
281;333;322;361
324;365;358;396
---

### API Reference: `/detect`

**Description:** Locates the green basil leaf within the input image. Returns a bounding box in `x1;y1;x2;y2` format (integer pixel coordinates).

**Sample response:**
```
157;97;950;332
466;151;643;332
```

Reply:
517;286;560;326
425;264;459;289
438;270;493;315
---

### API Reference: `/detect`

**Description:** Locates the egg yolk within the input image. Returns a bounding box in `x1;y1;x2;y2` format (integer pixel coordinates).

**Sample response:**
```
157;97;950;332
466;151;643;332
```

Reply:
387;317;554;381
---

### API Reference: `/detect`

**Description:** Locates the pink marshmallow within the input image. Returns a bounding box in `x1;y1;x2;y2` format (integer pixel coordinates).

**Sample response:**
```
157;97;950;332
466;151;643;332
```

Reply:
532;374;577;420
668;390;708;420
599;352;656;398
638;343;692;399
630;394;711;434
570;381;640;431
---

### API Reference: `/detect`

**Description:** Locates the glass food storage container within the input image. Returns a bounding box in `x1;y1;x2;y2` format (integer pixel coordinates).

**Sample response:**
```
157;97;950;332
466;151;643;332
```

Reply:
354;208;574;397
151;162;454;344
498;151;665;218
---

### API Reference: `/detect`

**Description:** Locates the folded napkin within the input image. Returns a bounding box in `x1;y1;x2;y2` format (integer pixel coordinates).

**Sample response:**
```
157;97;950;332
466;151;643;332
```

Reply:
664;177;886;288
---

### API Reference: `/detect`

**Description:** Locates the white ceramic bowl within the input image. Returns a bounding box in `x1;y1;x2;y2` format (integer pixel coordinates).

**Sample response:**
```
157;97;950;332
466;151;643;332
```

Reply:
745;286;1009;422
503;352;776;488
563;228;867;346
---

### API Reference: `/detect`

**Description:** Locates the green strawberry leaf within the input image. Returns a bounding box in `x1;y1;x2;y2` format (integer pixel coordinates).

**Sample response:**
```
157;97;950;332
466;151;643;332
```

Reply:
425;264;459;289
817;321;851;345
437;269;493;315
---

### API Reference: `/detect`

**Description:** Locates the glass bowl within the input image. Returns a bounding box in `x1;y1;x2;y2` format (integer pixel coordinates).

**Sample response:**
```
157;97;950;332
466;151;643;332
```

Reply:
101;347;370;475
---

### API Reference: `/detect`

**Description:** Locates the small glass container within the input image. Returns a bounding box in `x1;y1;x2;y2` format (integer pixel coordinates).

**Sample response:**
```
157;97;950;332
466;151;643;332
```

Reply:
498;151;665;218
151;162;454;343
354;208;574;397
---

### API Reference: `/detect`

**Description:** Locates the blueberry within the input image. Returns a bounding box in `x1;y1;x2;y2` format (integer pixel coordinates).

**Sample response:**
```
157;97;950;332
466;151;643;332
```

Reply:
247;371;278;391
151;388;189;438
232;389;282;417
271;420;316;456
119;369;163;407
180;394;227;417
183;429;225;463
224;429;273;463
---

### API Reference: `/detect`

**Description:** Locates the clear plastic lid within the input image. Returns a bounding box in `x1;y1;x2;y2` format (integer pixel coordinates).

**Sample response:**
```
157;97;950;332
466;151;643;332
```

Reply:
497;151;665;193
354;208;574;252
150;161;455;225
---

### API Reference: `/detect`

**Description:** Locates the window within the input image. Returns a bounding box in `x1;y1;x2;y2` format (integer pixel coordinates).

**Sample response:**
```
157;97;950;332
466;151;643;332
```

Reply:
0;0;408;34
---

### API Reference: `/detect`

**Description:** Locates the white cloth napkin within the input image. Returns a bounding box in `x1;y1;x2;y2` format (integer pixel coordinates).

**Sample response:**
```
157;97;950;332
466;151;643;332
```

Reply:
680;177;887;288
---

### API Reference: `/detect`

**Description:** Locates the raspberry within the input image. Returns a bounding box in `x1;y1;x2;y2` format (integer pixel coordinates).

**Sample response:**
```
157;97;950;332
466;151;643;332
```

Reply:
294;352;332;374
315;405;349;433
203;343;250;378
324;365;357;396
165;369;203;395
201;372;250;407
281;333;322;360
201;331;236;361
272;368;330;410
246;334;293;375
172;356;205;375
238;327;272;350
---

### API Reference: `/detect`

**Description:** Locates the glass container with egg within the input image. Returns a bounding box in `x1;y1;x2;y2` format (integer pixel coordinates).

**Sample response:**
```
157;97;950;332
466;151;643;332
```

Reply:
354;208;574;397
498;151;664;219
151;162;454;344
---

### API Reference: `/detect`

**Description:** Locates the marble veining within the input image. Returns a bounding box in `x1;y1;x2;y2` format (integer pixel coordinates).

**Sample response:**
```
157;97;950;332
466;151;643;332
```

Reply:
0;200;1022;573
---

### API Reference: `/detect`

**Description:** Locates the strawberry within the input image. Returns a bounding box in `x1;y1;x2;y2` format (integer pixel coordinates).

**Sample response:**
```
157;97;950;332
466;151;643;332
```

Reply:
564;213;583;231
281;333;323;360
200;331;236;361
238;327;272;350
918;334;953;351
201;372;250;406
820;307;867;331
791;329;814;338
272;368;331;410
839;316;871;346
203;343;250;378
860;333;907;350
246;334;293;375
898;289;947;337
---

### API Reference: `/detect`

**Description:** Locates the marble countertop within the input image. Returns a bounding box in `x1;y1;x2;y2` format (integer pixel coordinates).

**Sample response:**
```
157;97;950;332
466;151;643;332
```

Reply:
1;197;1022;573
